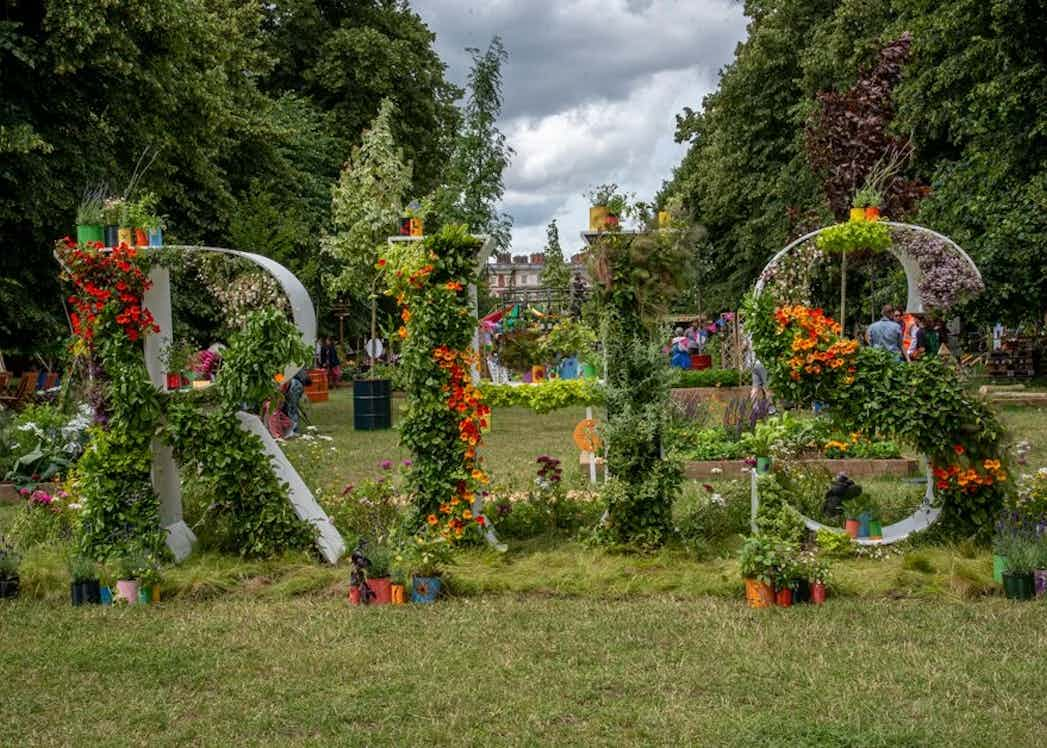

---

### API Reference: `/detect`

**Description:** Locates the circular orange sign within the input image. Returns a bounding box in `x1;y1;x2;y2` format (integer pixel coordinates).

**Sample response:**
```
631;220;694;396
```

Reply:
573;418;602;452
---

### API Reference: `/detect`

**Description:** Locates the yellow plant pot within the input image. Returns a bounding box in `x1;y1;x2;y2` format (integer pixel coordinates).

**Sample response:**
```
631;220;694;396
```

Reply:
589;206;612;232
848;207;866;223
657;210;671;228
117;227;133;246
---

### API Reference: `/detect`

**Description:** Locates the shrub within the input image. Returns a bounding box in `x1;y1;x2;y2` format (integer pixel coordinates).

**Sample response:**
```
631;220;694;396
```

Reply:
674;480;750;551
8;487;77;550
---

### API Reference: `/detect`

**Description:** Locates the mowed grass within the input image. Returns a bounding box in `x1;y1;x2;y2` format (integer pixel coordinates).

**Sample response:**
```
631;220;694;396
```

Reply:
2;595;1047;747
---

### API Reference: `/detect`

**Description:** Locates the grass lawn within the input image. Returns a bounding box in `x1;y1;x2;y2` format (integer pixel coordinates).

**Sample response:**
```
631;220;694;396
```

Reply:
2;595;1047;746
3;388;1047;745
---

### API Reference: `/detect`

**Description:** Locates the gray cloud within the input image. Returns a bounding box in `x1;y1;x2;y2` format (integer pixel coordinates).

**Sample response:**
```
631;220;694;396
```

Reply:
412;0;747;252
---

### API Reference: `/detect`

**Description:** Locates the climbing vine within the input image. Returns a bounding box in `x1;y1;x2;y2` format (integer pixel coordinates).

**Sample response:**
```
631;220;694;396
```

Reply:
385;224;491;540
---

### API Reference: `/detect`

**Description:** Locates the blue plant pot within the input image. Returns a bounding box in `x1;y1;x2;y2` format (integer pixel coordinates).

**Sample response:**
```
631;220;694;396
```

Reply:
858;512;871;538
558;356;579;380
99;586;113;605
147;228;163;247
411;576;442;604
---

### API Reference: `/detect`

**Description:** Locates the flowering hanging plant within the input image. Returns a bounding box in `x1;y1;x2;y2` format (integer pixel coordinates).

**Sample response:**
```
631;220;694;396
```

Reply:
771;305;859;398
383;225;491;541
56;238;158;344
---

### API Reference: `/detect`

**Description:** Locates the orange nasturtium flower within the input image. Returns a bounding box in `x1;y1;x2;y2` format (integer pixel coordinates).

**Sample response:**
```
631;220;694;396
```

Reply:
427;514;438;526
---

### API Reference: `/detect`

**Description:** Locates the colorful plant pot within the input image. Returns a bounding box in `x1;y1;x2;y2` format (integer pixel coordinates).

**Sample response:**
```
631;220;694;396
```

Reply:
117;227;133;247
115;579;139;604
857;512;871;538
522;370;532;383
756;456;772;474
657;210;671;228
775;587;793;607
1003;572;1034;600
151;585;160;604
411;575;442;604
744;578;773;609
793;579;811;604
581;363;598;379
99;586;113;605
369;577;392;605
104;225;120;247
147;228;163;247
531;365;545;383
1034;570;1047;599
390;583;406;605
589;206;611;232
0;577;20;599
138;587;152;605
558;356;579;380
992;554;1008;584
869;520;883;539
76;224;104;245
811;581;827;605
849;207;866;222
166;372;182;390
864;206;880;221
71;579;101;606
690;354;712;371
844;519;860;538
133;228;149;247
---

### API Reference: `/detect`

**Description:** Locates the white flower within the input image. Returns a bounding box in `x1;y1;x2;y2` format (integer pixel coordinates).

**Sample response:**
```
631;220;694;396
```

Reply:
711;467;723;475
710;493;725;506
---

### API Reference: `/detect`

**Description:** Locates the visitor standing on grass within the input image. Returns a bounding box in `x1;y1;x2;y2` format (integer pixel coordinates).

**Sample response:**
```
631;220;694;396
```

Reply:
906;314;927;361
866;304;903;359
319;336;340;388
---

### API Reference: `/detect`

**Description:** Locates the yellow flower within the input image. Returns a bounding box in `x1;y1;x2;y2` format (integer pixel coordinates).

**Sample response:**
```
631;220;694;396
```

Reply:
462;509;473;520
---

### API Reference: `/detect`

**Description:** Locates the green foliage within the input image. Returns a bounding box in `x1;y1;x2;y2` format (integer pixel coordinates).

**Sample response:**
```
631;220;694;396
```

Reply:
674;480;751;551
394;530;454;577
0;403;89;487
670;369;742;388
8;494;77;551
478;379;604;413
814;220;892;254
754;474;808;545
217;309;312;411
539;318;597;362
539;219;572;308
321;465;405;542
816;527;856;558
165;402;316;557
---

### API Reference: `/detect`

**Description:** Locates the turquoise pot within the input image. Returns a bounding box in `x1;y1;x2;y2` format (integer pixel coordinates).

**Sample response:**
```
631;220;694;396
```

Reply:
411;576;442;604
756;456;772;474
857;512;871;538
147;227;163;247
558;356;579;380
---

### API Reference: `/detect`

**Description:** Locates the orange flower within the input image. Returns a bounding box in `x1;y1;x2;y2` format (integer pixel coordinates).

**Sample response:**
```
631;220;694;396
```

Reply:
953;444;965;455
401;308;411;322
445;281;463;292
462;509;473;520
983;459;1001;471
427;514;438;526
398;326;408;340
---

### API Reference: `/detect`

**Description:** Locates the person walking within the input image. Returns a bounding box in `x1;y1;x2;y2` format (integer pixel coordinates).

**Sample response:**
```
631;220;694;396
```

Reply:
906;314;927;362
865;304;903;359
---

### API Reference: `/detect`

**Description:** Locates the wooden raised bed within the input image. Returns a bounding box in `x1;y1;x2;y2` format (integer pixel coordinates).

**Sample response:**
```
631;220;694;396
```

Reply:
0;482;60;504
670;386;751;404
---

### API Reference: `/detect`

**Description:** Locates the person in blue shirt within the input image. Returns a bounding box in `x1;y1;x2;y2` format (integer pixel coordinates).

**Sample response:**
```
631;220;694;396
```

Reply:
865;304;903;359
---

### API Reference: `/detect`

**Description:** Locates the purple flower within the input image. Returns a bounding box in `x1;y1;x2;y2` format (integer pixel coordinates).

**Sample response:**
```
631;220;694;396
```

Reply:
402;459;413;467
379;460;393;471
18;488;29;496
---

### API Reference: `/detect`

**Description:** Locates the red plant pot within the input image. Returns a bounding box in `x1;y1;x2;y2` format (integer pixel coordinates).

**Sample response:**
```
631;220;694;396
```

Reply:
349;578;392;605
864;206;880;221
775;587;793;607
812;581;827;605
166;372;181;390
690;354;712;370
845;519;860;538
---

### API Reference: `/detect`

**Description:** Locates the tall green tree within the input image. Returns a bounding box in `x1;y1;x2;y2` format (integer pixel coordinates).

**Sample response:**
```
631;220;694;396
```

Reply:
437;36;514;250
323;99;412;368
540;219;571;310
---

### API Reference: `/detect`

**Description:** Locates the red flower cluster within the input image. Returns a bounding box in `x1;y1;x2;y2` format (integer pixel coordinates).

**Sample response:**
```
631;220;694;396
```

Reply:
57;238;158;344
932;459;1006;494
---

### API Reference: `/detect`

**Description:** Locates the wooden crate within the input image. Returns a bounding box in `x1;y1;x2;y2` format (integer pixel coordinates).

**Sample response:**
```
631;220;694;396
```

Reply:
304;368;329;402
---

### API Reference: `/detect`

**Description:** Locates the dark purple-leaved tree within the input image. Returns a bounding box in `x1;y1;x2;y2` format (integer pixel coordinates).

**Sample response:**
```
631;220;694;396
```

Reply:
805;33;928;221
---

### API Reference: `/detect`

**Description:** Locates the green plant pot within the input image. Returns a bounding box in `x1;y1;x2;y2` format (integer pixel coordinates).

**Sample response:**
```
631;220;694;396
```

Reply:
756;456;772;474
992;554;1008;584
868;520;882;539
76;224;104;245
581;363;598;379
1002;571;1034;600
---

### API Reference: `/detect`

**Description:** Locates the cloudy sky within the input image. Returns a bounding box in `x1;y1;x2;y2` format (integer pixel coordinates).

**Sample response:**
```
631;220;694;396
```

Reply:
413;0;749;255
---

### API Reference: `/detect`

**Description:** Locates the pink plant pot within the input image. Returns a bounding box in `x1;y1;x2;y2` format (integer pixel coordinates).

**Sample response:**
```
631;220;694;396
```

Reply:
1034;569;1047;598
115;579;139;604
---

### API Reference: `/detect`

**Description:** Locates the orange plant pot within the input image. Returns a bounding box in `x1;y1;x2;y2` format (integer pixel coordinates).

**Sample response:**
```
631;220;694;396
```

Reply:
864;206;880;221
775;587;793;607
133;228;149;247
390;584;405;605
744;578;774;609
845;519;860;538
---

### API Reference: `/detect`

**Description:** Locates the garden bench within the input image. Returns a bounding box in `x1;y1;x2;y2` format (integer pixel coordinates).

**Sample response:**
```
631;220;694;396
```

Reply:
0;371;38;410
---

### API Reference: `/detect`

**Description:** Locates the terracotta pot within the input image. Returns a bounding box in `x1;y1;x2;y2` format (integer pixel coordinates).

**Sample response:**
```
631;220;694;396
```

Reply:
775;587;793;607
390;583;405;605
689;354;712;371
133;228;149;247
811;581;827;605
844;519;860;538
744;578;773;609
864;206;880;221
369;577;392;605
849;207;866;222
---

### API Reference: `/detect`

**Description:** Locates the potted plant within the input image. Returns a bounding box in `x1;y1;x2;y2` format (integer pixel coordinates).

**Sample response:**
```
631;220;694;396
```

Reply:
115;553;144;605
809;556;831;605
137;559;162;605
739;535;776;609
856;496;874;539
1002;537;1036;601
69;555;101;606
397;531;453;604
390;568;407;605
76;185;106;245
366;544;393;605
102;196;125;248
867;497;883;540
852;185;882;222
773;547;797;607
0;536;20;600
1034;536;1047;599
792;550;816;604
741;421;776;474
842;498;861;539
127;192;162;247
586;183;628;232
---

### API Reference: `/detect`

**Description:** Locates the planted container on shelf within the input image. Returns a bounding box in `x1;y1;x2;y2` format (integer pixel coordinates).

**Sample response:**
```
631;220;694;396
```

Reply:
1002;539;1036;600
102;197;125;248
586;184;627;232
76;185;106;245
774;587;793;607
